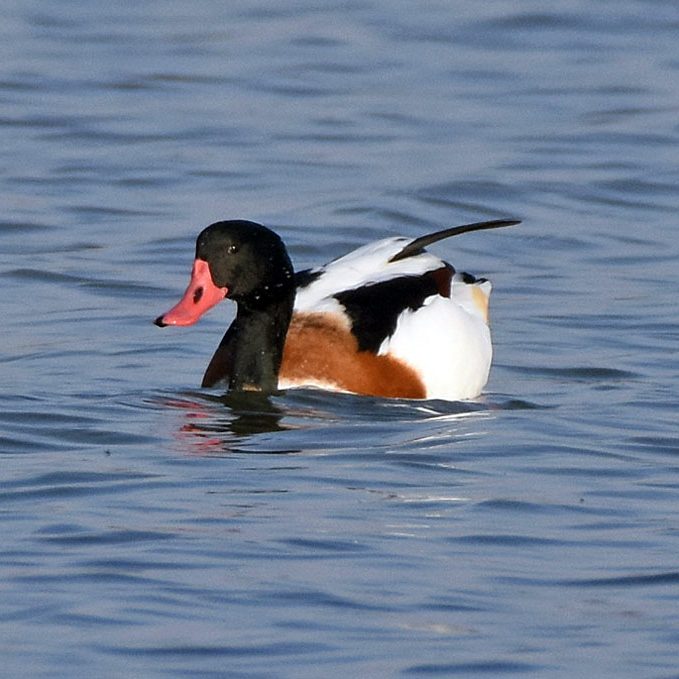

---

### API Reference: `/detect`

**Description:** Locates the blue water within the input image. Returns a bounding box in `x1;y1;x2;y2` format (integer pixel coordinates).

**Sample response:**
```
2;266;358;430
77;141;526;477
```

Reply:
2;1;679;676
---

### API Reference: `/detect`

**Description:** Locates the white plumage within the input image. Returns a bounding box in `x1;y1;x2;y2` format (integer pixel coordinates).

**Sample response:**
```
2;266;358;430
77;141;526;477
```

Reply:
290;233;496;401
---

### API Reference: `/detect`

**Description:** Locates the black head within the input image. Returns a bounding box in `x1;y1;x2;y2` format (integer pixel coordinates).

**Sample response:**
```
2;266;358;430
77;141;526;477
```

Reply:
196;220;294;305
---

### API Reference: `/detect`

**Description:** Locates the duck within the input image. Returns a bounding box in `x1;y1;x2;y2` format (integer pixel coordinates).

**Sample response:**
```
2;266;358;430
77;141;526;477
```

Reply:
154;218;519;401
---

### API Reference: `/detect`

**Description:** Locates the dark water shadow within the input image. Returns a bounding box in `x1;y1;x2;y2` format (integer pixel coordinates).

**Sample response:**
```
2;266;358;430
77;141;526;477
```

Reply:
152;386;543;458
154;389;299;456
203;390;290;437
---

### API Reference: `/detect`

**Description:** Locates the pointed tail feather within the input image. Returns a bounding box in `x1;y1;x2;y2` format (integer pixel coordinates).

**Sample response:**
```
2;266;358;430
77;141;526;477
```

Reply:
389;219;520;263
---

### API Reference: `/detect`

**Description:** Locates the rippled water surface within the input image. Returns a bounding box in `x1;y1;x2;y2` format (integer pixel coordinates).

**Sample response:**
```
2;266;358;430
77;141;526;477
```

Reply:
2;1;679;677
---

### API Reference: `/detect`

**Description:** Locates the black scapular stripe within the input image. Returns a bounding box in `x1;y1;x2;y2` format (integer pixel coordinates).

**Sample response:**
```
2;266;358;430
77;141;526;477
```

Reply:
334;267;452;353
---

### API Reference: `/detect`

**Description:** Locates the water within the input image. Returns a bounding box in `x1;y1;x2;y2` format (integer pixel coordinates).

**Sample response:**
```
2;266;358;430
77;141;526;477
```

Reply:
2;1;679;676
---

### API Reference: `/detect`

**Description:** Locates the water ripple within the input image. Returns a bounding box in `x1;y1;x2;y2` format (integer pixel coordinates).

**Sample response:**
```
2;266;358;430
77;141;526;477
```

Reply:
2;1;679;676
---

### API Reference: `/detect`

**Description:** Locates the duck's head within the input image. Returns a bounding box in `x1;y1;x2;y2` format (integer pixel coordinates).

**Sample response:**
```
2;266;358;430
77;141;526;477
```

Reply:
154;220;294;327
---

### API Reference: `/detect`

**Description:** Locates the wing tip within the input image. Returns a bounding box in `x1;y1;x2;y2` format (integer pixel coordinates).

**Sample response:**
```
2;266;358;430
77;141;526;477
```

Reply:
389;218;520;263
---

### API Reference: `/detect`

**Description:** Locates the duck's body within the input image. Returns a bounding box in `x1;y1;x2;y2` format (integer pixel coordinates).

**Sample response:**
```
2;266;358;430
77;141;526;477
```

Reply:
155;218;518;401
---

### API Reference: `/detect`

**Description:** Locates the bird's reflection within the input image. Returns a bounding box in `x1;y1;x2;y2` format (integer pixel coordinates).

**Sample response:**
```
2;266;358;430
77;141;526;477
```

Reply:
156;388;517;457
162;389;301;456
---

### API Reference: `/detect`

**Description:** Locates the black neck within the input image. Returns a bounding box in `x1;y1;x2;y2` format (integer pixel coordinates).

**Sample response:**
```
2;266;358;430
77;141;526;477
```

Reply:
228;291;294;393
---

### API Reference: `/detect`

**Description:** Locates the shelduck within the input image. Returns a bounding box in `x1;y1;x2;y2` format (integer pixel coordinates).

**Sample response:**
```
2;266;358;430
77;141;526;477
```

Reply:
154;218;518;401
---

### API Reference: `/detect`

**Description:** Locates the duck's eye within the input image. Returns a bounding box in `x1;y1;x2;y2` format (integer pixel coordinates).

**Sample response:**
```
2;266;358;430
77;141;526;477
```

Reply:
227;244;239;254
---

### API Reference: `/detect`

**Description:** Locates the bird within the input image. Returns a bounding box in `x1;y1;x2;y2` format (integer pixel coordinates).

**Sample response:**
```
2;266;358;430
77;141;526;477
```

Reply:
154;218;519;401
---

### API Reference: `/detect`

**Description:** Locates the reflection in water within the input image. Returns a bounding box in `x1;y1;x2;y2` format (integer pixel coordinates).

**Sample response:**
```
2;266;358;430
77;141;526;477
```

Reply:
160;390;300;456
155;387;536;457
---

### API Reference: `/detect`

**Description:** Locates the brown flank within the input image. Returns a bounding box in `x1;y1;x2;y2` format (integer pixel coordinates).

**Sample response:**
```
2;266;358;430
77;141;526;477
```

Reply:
280;312;426;399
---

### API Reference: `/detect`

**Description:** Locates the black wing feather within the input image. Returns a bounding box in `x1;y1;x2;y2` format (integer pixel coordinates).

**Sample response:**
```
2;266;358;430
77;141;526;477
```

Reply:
334;266;453;353
389;219;519;263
